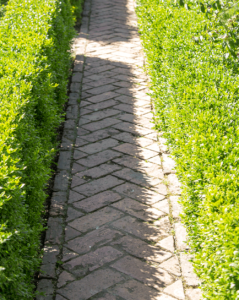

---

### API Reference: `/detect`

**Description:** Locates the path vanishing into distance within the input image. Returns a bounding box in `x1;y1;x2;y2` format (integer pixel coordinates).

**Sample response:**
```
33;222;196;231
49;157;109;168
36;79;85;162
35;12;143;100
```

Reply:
37;0;202;299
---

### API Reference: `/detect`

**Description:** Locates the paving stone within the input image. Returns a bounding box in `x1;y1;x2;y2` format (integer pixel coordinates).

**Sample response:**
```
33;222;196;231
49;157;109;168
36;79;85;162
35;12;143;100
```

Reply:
180;253;200;287
73;150;87;160
75;163;121;180
68;190;85;204
70;82;81;93
157;236;175;253
74;175;124;197
113;122;153;136
160;256;181;277
74;138;89;148
66;207;84;222
112;198;165;220
86;99;118;111
93;294;116;300
77;127;90;136
168;174;182;195
153;200;169;215
113;155;163;178
71;175;86;188
57;271;75;288
76;150;121;168
87;91;119;103
110;279;167;300
45;217;63;245
49;192;67;216
55;294;68;300
175;222;188;251
185;288;202;300
65;226;82;241
74;190;121;212
58;269;124;300
87;78;118;88
62;247;79;262
154;217;172;238
170;196;183;219
40;245;60;278
69;207;124;233
83;109;120;121
148;156;162;165
37;279;54;300
113;182;165;205
113;168;162;188
112;256;173;290
53;170;70;192
113;143;157;160
72;72;83;83
82;117;121;132
164;280;185;300
78;138;119;154
162;154;176;174
63;246;122;276
112;216;169;242
81;128;120;142
113;132;154;147
86;84;116;95
111;236;172;263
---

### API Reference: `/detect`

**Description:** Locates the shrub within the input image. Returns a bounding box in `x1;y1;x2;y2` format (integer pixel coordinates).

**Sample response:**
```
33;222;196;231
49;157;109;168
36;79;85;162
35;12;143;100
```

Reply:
0;0;79;298
137;0;239;299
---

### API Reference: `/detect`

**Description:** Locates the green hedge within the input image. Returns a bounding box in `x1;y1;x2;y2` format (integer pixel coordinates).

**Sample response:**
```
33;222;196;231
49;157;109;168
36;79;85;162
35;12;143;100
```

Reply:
0;0;77;298
136;1;239;299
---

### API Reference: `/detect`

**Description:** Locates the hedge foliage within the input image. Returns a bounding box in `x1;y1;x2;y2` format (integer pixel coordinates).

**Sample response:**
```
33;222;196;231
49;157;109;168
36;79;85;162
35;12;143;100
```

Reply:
136;0;239;299
0;0;78;298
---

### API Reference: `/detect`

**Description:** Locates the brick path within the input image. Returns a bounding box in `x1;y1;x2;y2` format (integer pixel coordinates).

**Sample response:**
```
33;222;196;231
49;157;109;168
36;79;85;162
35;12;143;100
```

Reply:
37;0;202;299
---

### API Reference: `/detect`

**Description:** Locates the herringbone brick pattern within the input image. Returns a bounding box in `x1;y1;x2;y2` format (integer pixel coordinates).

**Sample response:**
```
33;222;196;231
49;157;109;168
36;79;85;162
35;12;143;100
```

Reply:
37;0;202;299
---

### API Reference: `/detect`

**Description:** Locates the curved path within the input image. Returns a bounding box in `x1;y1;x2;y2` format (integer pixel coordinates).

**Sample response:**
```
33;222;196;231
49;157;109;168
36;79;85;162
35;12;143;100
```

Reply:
37;0;201;299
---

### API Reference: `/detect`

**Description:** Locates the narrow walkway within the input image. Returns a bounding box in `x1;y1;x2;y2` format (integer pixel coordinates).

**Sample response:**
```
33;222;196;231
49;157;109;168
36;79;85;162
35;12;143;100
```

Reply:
37;0;201;299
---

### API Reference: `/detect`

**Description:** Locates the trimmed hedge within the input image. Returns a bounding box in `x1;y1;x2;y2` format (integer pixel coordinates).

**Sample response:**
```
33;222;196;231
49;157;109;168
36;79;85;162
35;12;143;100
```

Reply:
0;0;77;298
137;0;239;299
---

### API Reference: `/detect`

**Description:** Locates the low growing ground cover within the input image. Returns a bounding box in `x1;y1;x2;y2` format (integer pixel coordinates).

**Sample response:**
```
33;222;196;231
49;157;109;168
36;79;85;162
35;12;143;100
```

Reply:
137;0;239;299
0;0;81;298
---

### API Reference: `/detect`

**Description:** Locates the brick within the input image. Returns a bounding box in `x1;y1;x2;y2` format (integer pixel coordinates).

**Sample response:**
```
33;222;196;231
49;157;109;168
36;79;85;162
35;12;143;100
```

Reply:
87;91;119;103
148;156;162;165
69;207;124;232
112;198;164;220
70;82;81;93
162;154;176;174
68;190;85;204
157;236;175;253
113;168;161;187
111;236;172;263
114;103;134;113
160;256;181;277
74;190;121;212
94;294;116;300
154;217;171;238
168;174;181;195
110;279;166;300
86;99;118;111
57;271;75;288
112;256;173;290
72;72;83;83
83;109;120;121
66;207;84;222
112;216;167;242
185;289;202;300
79;108;92;116
88;64;115;74
37;279;54;300
113;183;165;205
62;247;78;262
81;128;120;143
63;246;122;276
82;117;121;132
180;253;200;287
53;170;70;192
55;294;68;300
75;163;121;180
40;245;60;278
113;132;153;147
66;227;123;255
78;138;119;154
87;78;117;88
113;121;153;136
60;137;74;151
74;138;89;148
58;269;124;300
86;84;116;95
164;280;185;300
113;143;157;160
71;175;86;188
65;226;81;241
45;217;63;245
175;222;188;251
76;150;121;168
49;192;67;217
77;127;90;136
170;196;183;219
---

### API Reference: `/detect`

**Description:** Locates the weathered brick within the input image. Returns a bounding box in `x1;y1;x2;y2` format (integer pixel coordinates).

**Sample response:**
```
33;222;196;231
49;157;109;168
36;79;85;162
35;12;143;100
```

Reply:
82;117;121;132
87;91;119;103
72;72;83;83
78;138;119;154
113;143;157;160
113;132;153;147
53;170;70;192
160;256;181;277
58;269;124;300
113;183;165;205
157;236;175;253
57;271;75;288
49;192;67;216
40;245;60;278
76;150;121;168
37;280;54;300
164;280;185;300
112;256;173;290
112;198;165;221
75;163;121;181
162;154;176;174
45;217;63;245
81;128;120;143
69;207;124;232
180;253;200;287
66;207;84;222
185;289;202;300
65;226;82;241
68;190;85;204
113;122;153;136
175;222;188;251
86;99;118;111
63;246;122;276
168;174;181;195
